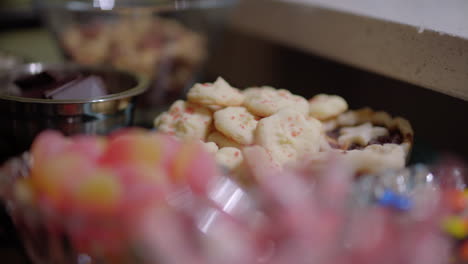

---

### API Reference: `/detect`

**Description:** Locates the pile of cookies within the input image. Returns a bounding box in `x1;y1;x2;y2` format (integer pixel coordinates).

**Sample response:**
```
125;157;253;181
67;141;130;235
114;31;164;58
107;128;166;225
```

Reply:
154;77;413;175
62;17;206;87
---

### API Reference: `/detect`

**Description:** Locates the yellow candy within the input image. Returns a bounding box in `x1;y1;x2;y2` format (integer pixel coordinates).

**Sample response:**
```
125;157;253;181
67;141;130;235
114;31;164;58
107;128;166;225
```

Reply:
442;216;468;239
130;164;167;185
14;178;35;205
103;133;162;166
73;169;122;211
171;142;198;183
31;152;92;200
463;189;468;198
132;135;162;165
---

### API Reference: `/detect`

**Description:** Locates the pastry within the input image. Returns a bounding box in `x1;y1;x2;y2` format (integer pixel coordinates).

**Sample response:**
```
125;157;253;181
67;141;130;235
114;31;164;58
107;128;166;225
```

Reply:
213;106;258;145
154;100;212;140
243;86;309;117
154;79;414;175
207;131;244;149
187;77;244;106
308;94;348;120
255;108;322;166
322;108;414;174
215;147;244;171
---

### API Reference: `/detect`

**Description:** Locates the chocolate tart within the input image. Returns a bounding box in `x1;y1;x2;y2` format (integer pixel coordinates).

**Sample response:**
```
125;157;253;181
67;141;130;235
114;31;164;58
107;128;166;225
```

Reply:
322;108;414;174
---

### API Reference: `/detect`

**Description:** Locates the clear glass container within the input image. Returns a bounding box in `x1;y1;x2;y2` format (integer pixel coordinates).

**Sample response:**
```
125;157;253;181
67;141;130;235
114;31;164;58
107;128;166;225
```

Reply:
38;0;238;126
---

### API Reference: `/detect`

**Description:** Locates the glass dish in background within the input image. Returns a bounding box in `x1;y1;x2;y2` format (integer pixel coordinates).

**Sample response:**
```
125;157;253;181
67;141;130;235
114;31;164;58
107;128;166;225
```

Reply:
0;63;148;163
38;0;238;127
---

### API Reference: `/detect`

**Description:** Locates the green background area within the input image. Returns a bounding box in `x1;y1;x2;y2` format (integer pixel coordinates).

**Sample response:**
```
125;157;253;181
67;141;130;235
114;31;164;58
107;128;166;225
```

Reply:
0;0;32;8
0;29;62;63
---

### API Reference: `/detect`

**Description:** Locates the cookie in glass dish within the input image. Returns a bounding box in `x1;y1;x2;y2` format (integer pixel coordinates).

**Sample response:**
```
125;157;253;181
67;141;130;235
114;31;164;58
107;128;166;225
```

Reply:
154;78;323;173
321;108;414;174
308;93;349;121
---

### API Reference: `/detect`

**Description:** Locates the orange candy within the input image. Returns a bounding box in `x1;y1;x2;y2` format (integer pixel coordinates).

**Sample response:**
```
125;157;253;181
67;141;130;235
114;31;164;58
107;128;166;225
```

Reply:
64;135;107;161
72;168;122;214
169;141;219;194
100;131;162;167
459;241;468;261
31;152;96;203
24;128;226;258
445;190;468;213
171;142;199;184
28;129;220;217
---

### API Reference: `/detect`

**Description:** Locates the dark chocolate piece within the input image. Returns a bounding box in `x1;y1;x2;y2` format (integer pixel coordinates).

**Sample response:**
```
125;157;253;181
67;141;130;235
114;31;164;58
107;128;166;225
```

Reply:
327;126;404;150
348;143;365;150
45;76;107;100
369;130;404;145
326;128;340;140
12;69;108;100
13;71;83;99
14;72;55;98
14;72;55;90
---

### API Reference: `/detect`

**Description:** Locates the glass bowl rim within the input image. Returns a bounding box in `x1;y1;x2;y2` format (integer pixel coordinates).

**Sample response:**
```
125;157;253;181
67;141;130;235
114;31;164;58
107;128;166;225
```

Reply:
40;0;238;13
0;62;149;104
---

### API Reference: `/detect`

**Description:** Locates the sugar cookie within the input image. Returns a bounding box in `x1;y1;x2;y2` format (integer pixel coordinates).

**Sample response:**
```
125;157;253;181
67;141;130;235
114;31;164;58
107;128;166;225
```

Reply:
255;108;322;166
308;94;348;120
187;77;244;106
202;141;219;154
214;107;258;145
207;131;243;149
243;87;308;117
215;147;244;171
154;100;212;140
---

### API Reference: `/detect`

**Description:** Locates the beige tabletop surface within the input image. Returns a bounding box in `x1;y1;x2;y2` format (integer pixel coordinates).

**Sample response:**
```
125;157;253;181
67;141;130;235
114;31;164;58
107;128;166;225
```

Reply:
232;0;468;102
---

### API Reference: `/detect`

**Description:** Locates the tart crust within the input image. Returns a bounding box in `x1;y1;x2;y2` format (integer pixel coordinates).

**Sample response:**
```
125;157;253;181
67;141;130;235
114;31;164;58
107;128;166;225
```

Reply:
323;107;413;155
322;108;414;174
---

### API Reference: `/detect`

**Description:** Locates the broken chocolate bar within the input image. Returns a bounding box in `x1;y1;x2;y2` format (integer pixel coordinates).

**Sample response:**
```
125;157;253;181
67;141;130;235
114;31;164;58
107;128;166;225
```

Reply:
44;76;107;100
12;71;108;100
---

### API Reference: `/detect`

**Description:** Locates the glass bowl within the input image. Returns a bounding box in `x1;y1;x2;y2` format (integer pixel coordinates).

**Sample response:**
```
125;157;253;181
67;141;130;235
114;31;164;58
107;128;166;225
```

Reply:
0;150;254;264
38;0;238;126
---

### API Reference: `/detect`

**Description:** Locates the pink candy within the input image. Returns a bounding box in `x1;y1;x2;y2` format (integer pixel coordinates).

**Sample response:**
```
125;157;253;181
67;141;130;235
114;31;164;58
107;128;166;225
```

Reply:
3;131;466;264
135;148;455;264
11;129;222;260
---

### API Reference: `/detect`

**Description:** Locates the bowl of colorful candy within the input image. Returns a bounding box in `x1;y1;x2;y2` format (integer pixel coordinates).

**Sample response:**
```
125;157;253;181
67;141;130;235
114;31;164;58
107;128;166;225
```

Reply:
0;62;148;162
39;0;238;126
0;129;226;264
1;129;467;264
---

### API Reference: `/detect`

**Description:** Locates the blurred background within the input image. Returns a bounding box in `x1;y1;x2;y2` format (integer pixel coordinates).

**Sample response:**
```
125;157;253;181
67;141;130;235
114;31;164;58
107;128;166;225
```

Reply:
0;0;468;262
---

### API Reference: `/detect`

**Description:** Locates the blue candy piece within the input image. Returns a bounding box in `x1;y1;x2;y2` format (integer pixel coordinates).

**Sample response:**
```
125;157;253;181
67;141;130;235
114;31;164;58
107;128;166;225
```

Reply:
377;189;413;211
